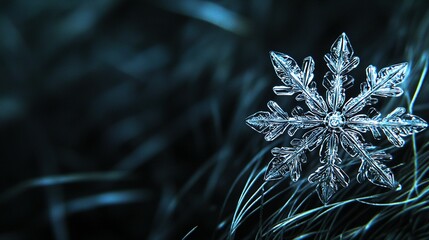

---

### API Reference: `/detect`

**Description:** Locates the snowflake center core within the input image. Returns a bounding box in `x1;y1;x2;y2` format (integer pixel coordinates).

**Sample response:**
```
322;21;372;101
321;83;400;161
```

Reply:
325;112;345;129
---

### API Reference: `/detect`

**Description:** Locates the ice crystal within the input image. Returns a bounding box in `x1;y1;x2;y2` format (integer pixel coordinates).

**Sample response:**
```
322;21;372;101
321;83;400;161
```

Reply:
246;33;428;203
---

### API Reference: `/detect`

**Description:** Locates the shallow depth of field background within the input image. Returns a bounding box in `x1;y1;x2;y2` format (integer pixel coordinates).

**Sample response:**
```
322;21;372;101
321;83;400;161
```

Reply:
0;0;428;239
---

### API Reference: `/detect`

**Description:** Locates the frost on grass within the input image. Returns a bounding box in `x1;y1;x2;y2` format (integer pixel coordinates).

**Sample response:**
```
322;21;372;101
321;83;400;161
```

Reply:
246;33;428;204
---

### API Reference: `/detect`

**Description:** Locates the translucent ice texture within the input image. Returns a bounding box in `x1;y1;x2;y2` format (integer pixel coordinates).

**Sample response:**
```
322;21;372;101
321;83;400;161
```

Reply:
246;33;428;204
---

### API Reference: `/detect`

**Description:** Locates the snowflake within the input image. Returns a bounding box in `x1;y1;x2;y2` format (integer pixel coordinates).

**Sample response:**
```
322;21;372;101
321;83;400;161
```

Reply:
246;33;428;203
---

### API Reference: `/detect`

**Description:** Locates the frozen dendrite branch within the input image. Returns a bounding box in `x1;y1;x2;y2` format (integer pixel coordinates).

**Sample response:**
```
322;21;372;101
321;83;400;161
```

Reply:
246;33;428;204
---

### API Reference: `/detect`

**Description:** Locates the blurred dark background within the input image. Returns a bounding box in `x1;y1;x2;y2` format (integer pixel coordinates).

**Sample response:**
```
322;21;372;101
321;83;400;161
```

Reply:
0;0;428;239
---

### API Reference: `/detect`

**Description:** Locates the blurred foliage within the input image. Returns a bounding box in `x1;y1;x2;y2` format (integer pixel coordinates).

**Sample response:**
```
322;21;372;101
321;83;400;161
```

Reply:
0;0;428;239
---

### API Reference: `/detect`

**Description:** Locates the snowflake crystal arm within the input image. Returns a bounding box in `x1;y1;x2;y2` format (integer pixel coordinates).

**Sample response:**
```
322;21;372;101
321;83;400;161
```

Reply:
347;107;428;147
323;33;359;111
270;52;328;116
265;127;326;181
246;101;323;141
308;133;349;203
340;129;399;189
342;62;408;117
